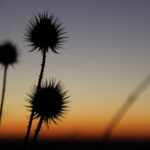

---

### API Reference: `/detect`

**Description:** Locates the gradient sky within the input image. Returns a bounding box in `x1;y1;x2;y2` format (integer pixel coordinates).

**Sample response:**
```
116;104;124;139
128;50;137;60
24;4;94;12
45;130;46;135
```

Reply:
0;0;150;140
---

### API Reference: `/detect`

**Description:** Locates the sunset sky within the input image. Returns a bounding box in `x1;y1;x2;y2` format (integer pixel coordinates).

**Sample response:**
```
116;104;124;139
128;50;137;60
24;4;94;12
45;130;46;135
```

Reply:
0;0;150;140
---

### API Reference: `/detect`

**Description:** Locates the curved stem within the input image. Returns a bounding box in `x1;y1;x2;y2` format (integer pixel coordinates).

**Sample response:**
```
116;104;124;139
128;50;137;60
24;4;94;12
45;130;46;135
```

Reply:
102;73;150;140
0;65;8;125
23;50;47;150
29;116;44;150
37;50;47;92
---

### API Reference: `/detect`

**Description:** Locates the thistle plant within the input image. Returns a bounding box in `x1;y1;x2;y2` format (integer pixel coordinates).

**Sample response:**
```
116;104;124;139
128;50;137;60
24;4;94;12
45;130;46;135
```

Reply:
0;41;18;124
27;79;69;150
23;11;67;149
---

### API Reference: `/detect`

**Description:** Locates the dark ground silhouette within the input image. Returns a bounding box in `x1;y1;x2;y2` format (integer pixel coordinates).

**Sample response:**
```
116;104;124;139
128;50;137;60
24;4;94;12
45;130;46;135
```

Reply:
0;139;150;150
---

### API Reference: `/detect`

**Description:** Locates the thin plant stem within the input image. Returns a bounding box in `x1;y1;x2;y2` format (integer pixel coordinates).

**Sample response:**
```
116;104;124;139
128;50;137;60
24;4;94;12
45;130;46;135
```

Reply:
23;50;47;150
29;116;44;150
37;50;47;92
0;65;8;125
102;73;150;140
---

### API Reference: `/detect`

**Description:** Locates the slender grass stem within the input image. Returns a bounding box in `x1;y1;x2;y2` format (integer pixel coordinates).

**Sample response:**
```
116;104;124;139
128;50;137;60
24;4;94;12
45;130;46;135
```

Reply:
102;73;150;140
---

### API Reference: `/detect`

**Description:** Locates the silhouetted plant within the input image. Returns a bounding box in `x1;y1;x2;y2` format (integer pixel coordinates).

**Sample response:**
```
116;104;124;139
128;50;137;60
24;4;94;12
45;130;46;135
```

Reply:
27;79;69;150
23;11;67;149
102;73;150;141
0;41;18;124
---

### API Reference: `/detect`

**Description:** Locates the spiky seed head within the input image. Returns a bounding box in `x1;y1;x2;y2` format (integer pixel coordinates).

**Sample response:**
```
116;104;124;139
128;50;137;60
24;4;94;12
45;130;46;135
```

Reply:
0;41;18;67
25;11;67;53
27;79;69;126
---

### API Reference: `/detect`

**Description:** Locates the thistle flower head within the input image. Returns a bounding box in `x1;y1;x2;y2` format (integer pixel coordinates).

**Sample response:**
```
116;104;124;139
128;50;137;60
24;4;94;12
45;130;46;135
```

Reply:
25;11;67;53
0;41;18;67
27;79;69;126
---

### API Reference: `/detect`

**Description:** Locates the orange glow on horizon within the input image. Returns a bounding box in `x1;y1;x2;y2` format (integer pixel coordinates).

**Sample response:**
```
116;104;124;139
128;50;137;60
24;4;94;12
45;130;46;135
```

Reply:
1;93;150;141
1;115;150;141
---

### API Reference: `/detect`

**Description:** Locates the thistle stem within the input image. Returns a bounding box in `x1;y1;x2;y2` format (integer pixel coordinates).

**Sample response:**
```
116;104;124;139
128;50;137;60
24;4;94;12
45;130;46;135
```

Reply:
23;50;47;150
0;65;8;125
29;116;44;150
37;50;46;91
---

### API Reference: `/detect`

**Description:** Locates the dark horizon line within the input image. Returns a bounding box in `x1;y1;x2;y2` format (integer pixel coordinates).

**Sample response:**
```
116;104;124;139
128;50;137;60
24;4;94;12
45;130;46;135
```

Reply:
0;137;150;142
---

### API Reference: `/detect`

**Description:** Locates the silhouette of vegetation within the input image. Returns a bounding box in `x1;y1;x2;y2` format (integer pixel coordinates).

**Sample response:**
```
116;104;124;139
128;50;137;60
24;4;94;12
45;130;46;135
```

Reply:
23;11;67;149
0;41;18;124
102;73;150;141
27;79;69;150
